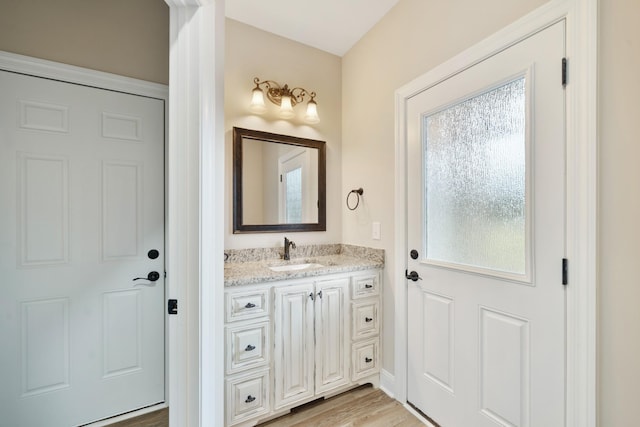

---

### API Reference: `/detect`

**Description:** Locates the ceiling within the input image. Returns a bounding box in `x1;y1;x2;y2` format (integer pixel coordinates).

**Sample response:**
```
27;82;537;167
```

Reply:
225;0;401;57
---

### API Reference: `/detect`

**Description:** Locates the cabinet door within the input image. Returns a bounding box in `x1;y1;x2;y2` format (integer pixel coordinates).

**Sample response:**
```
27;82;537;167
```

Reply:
315;278;350;394
274;283;315;409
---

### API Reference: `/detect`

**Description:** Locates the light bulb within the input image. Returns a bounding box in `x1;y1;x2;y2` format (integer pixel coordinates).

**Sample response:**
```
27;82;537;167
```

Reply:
279;95;295;119
304;99;320;124
249;87;266;114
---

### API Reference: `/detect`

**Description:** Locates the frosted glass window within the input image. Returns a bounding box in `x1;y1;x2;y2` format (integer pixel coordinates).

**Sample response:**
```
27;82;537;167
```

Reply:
285;167;302;223
424;77;527;274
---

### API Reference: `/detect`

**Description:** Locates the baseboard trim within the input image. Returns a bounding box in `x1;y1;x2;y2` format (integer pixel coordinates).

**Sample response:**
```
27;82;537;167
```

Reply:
379;368;396;398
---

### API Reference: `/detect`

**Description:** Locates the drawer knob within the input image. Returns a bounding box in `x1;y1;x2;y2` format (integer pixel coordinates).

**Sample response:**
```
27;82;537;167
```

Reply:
365;357;373;363
365;317;373;323
245;395;256;403
244;302;256;309
245;344;256;352
364;283;373;289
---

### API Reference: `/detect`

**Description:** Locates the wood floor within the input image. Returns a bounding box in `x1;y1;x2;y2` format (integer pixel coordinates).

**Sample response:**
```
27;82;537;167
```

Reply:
259;385;425;427
106;408;168;427
107;386;425;427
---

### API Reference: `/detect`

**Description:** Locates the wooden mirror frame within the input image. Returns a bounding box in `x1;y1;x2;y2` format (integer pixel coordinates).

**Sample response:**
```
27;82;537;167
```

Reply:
233;127;327;233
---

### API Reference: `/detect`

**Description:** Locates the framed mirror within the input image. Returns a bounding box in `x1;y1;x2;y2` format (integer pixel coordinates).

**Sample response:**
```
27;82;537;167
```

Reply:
233;127;326;233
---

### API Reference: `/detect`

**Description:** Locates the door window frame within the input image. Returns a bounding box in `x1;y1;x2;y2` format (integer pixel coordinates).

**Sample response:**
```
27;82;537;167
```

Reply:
394;1;597;426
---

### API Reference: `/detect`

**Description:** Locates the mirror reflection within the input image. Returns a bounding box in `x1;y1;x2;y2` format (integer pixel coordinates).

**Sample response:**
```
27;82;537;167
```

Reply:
233;127;326;233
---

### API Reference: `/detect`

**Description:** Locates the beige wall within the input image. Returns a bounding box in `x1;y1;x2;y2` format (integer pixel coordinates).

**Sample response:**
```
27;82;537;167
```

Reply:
341;0;548;378
598;0;640;424
0;0;169;84
224;19;342;249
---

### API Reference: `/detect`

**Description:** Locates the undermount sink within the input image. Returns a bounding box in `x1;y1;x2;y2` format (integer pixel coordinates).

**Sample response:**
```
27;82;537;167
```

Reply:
268;262;324;272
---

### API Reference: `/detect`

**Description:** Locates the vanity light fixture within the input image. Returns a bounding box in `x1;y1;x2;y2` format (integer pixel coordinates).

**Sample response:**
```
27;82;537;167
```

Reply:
249;77;320;124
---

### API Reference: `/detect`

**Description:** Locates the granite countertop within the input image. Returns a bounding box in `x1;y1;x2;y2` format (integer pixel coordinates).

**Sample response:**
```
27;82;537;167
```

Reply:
224;244;384;287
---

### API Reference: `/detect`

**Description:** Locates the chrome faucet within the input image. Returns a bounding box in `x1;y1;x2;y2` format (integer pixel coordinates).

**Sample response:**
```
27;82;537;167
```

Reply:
283;237;296;260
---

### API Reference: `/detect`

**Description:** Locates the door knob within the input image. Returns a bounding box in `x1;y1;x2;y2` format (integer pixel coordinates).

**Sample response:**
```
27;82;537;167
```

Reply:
405;270;422;282
133;271;161;282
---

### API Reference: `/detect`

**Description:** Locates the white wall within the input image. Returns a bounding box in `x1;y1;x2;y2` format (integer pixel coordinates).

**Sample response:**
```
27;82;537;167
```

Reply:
225;19;342;249
341;0;548;378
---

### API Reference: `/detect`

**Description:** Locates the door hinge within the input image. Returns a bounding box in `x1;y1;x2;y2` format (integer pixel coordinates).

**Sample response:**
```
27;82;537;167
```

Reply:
168;299;178;315
562;258;568;285
562;57;568;87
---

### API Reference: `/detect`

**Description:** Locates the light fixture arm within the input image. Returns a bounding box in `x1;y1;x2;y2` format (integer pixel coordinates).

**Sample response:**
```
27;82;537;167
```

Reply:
253;77;316;108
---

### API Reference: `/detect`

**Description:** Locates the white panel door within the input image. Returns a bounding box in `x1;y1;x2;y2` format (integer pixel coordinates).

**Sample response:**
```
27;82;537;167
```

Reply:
314;278;350;394
0;70;165;426
273;282;315;409
406;22;565;426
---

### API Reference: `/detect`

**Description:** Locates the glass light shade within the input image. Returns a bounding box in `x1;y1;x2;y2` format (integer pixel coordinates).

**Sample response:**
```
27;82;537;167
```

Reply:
249;87;267;114
279;95;295;119
304;100;320;124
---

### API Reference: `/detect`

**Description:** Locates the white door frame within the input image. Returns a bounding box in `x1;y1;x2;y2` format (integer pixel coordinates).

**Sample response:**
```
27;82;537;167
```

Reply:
164;1;225;426
393;1;597;426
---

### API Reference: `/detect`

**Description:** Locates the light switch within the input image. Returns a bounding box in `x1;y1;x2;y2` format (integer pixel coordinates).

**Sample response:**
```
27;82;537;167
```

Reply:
372;222;381;240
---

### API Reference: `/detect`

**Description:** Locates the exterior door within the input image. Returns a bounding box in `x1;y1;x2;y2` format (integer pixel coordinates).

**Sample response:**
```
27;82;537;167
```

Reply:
0;70;165;426
406;22;566;426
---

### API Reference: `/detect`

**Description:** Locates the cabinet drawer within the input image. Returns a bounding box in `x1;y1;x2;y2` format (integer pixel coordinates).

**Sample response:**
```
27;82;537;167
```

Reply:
351;273;379;299
352;338;379;381
226;369;270;426
226;321;270;375
352;300;379;340
226;288;270;322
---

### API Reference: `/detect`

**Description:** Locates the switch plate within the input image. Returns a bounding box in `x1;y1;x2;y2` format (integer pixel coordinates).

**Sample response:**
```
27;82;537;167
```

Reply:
372;222;381;240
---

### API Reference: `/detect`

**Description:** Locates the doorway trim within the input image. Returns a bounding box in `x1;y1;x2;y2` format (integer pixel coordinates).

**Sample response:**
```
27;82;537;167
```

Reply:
393;0;597;426
164;1;225;426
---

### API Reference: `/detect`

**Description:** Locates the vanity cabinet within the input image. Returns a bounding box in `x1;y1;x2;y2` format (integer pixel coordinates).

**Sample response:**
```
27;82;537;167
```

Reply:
273;278;350;410
224;269;381;426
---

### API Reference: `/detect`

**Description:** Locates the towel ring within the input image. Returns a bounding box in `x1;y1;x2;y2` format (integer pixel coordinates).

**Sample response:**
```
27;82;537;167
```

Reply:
346;188;364;211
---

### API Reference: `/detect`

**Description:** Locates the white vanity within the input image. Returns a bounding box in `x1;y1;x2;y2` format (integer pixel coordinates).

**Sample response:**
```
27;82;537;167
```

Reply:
223;245;383;426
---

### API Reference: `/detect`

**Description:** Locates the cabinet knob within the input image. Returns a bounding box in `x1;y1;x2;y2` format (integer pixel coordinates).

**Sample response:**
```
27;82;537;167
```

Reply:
365;357;373;363
245;344;256;352
365;317;373;323
245;395;256;403
365;283;373;289
244;302;256;309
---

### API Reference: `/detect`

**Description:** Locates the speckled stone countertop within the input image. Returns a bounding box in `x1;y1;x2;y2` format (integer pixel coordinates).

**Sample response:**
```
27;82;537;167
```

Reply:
224;244;384;287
